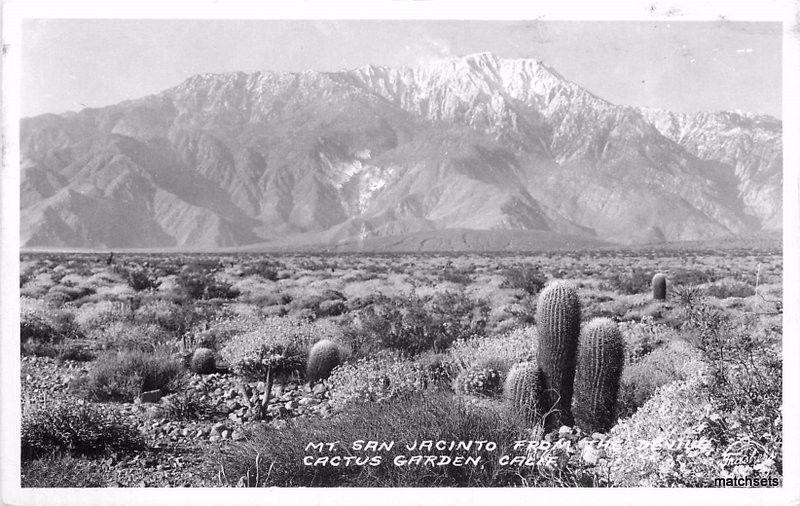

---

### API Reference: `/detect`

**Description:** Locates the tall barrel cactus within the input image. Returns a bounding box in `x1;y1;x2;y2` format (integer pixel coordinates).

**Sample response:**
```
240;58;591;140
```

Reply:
306;339;342;384
535;280;581;429
652;273;667;300
504;361;543;426
573;317;625;433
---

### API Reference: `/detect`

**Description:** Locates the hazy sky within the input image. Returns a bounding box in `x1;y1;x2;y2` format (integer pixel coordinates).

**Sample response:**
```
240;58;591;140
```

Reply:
21;19;782;118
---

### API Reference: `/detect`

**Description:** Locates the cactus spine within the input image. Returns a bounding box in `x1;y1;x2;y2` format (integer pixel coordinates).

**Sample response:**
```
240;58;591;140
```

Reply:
306;339;342;384
190;347;216;374
535;280;581;429
574;318;625;433
652;273;667;300
504;362;543;426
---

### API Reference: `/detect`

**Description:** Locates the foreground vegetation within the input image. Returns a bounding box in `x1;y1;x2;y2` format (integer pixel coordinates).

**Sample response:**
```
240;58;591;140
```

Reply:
19;247;782;487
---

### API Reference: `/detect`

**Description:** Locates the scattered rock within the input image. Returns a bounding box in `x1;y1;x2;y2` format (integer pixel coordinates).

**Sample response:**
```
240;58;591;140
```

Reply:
581;442;606;465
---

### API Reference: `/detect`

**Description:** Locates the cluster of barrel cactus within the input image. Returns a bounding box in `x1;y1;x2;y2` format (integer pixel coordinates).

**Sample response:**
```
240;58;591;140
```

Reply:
504;280;626;433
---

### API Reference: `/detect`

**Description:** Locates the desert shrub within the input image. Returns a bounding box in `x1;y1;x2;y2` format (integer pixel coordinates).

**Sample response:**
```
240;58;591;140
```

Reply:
240;260;280;281
453;358;505;398
605;378;722;486
670;267;717;286
160;390;217;421
134;299;205;337
682;303;782;456
56;344;96;362
77;350;185;402
705;280;756;299
671;284;705;307
20;298;82;357
45;283;96;304
608;267;654;295
618;316;675;365
123;266;160;291
617;340;704;418
412;352;459;389
447;326;538;375
175;269;239;300
326;352;427;410
317;299;346;317
21;400;143;461
439;268;473;285
21;453;114;487
221;391;529;487
501;263;547;295
348;291;489;357
186;313;266;353
91;321;173;353
73;300;130;331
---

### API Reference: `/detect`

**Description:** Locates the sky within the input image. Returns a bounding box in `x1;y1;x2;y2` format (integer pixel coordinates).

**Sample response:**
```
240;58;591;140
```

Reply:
20;19;782;118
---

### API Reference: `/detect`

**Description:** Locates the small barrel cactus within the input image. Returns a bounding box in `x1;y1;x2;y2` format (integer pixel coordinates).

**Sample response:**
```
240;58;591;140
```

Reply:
306;339;343;384
190;347;216;375
535;280;581;429
504;361;543;427
652;273;667;300
454;365;503;398
573;318;625;433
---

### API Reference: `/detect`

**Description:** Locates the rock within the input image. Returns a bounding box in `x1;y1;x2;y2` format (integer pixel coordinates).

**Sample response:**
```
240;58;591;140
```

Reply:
581;442;606;465
209;435;221;443
221;430;230;439
558;426;572;438
285;400;299;410
312;383;327;396
138;389;163;403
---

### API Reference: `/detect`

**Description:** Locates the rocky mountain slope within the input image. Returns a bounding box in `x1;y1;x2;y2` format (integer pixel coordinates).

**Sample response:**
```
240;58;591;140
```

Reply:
20;52;782;250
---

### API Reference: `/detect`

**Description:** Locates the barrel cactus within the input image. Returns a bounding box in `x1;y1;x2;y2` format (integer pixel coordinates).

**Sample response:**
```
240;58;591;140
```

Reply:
504;361;544;427
306;339;343;384
535;280;581;429
652;273;667;300
190;347;216;375
573;318;625;433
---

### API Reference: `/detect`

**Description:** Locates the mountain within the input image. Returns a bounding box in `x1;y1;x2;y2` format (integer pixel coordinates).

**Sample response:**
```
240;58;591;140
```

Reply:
20;52;782;250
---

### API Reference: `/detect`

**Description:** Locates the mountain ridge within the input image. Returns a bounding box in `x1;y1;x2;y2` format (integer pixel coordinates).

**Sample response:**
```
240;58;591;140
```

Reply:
20;53;782;250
